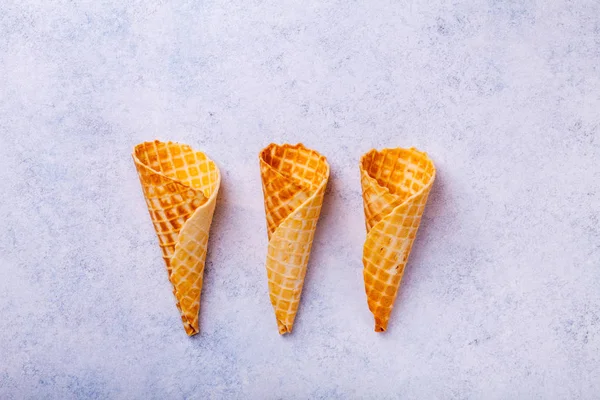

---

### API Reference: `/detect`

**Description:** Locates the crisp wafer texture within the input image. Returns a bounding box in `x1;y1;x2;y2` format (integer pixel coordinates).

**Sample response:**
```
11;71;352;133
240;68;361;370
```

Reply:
360;147;435;332
133;140;220;336
259;143;329;334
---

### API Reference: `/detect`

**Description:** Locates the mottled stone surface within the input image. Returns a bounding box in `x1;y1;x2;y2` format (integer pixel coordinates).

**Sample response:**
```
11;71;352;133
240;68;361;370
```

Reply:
1;0;599;398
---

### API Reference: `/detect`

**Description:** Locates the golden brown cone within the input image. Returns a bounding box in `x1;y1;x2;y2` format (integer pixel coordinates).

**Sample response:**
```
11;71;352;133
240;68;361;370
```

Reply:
360;147;435;332
133;140;220;336
259;143;329;334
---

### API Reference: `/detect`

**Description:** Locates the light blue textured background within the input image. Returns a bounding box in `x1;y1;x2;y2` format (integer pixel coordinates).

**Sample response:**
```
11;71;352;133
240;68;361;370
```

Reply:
1;0;599;398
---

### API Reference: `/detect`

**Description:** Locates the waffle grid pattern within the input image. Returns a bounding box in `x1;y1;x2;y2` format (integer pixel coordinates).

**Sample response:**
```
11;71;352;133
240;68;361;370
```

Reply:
260;143;329;334
360;148;435;332
133;140;220;335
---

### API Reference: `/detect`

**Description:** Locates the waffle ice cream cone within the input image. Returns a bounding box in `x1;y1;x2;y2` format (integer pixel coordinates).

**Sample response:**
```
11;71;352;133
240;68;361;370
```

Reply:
133;140;220;336
259;143;330;334
360;147;435;332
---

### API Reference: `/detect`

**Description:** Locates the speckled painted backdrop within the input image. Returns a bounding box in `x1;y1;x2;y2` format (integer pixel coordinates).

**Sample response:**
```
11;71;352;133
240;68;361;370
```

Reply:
1;0;599;398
